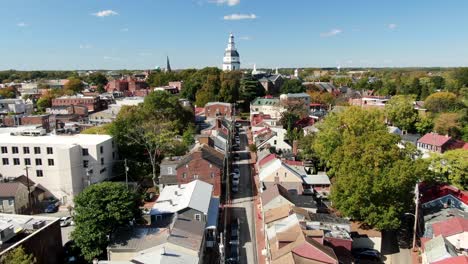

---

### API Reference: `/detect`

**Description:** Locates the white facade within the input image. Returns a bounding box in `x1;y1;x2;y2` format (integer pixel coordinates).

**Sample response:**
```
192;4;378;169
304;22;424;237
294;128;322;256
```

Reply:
0;99;33;115
222;33;240;71
0;133;116;206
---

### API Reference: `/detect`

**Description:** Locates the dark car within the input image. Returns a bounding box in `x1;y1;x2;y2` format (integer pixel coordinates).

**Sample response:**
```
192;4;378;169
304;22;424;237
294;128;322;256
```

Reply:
64;241;86;264
233;153;240;161
45;203;59;213
353;248;382;263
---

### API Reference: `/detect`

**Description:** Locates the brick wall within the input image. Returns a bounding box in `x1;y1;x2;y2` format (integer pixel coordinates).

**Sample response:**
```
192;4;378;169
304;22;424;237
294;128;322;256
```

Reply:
176;153;222;197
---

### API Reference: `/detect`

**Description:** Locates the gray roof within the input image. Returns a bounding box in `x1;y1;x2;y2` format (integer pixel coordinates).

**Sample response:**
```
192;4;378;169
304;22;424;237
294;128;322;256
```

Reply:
424;235;458;263
308;213;350;225
108;227;169;251
176;144;224;169
207;197;220;229
290;194;317;209
168;219;205;252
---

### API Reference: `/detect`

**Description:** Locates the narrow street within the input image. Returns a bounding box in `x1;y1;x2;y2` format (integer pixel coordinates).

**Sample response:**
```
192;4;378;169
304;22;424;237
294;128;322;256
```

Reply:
229;125;257;264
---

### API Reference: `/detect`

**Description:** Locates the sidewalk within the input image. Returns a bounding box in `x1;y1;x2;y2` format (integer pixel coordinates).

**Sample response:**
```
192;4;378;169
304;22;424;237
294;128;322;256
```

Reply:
247;127;266;264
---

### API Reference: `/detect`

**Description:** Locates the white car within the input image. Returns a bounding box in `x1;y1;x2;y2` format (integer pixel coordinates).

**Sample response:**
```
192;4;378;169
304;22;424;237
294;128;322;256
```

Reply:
60;216;72;227
235;138;240;144
233;168;240;174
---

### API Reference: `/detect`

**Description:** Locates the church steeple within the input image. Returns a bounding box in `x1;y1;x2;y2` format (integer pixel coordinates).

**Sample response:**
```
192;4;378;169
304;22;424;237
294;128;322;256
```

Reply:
166;56;172;72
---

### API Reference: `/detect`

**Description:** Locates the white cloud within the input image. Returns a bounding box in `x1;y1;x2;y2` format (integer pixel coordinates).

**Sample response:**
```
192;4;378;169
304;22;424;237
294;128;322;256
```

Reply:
388;23;397;30
17;22;28;27
210;0;240;6
223;13;256;20
121;28;129;32
92;10;118;17
79;44;93;49
320;29;342;37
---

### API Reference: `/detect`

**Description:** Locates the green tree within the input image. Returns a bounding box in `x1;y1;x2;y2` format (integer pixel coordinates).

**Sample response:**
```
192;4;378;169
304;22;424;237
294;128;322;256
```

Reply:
81;124;112;135
280;79;306;94
71;182;140;262
428;149;468;190
424;92;462;113
385;95;418;131
0;246;36;264
451;68;468;92
87;72;108;87
0;87;17;98
195;74;220;107
434;112;462;138
415;116;434;135
240;75;265;108
219;71;241;103
313;107;426;230
64;77;84;94
36;97;52;113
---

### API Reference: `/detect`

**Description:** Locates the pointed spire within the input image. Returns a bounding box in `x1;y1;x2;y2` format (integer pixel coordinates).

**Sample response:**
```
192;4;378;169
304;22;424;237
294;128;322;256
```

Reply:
166;56;172;73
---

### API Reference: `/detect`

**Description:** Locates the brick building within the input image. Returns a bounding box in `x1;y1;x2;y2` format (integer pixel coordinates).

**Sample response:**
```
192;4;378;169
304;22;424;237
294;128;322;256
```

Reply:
1;115;55;132
52;95;105;112
175;144;224;197
106;78;149;96
204;102;233;120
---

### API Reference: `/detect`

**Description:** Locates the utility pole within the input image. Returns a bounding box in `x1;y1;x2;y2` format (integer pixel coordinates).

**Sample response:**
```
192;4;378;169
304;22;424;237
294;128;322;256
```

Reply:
24;166;32;215
124;159;129;190
412;183;419;251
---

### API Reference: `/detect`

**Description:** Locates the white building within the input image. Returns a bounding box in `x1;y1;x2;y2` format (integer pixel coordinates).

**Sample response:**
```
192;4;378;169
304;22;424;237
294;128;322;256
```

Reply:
0;99;33;115
222;33;240;71
0;132;116;205
250;97;285;121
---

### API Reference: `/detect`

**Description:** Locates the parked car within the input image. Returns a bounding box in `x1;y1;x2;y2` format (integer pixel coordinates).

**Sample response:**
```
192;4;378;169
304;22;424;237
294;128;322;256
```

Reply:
233;153;240;160
235;123;242;128
235;138;240;145
232;178;239;186
232;145;240;151
230;172;240;180
45;203;59;213
353;248;381;263
231;185;239;193
233;168;240;174
60;216;72;227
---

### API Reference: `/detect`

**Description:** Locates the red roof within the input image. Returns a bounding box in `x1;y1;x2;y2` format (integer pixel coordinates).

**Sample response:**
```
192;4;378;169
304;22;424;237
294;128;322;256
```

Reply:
251;113;272;126
433;256;468;264
292;240;337;263
419;183;468;205
254;127;271;136
418;133;452;147
295;117;315;128
283;160;303;166
258;154;277;168
433;217;468;237
194;107;205;115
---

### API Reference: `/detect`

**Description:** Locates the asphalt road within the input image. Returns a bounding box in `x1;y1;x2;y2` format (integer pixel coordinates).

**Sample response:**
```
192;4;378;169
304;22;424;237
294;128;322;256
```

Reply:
230;127;257;264
40;210;74;246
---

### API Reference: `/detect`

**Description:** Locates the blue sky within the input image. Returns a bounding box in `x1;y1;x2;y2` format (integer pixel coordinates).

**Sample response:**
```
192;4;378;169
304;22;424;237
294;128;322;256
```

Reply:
1;0;468;70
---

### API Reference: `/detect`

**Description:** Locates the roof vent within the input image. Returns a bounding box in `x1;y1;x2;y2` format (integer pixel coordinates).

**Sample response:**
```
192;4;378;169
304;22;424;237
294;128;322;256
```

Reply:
32;220;46;229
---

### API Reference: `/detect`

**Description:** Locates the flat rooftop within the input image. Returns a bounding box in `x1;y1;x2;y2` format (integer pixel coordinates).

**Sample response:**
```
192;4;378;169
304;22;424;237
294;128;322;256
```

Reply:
0;133;112;146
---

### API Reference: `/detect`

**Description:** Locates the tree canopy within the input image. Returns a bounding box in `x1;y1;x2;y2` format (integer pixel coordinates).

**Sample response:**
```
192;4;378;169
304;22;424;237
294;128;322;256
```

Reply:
0;246;36;264
71;182;140;262
385;95;418;131
64;77;84;94
280;79;306;94
424;92;462;113
313;107;426;230
427;149;468;190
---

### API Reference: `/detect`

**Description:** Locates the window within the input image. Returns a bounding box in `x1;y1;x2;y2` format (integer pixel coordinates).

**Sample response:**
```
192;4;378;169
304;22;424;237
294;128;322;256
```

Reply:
48;159;54;166
2;158;8;165
36;170;43;177
35;159;42;166
100;168;107;174
47;147;53;154
193;174;199;179
112;141;115;148
112;152;115;159
24;158;31;165
274;140;277;145
34;147;41;154
83;160;89;168
194;214;201;221
23;147;30;154
82;148;89;156
12;147;18;154
1;147;7;154
101;158;104;165
284;172;287;177
8;200;13;206
182;173;187;179
211;172;215;178
13;158;20;165
100;146;104;154
168;167;173;174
